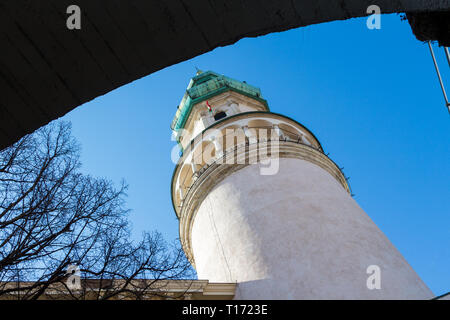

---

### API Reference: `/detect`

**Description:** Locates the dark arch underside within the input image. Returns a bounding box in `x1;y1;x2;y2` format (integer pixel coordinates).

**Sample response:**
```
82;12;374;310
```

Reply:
0;0;448;150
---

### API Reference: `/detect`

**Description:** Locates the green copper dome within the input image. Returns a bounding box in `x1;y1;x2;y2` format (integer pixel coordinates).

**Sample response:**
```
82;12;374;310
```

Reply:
171;71;269;135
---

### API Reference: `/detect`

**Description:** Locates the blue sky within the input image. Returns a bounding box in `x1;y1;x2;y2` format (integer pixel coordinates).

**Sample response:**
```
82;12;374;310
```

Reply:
64;14;449;295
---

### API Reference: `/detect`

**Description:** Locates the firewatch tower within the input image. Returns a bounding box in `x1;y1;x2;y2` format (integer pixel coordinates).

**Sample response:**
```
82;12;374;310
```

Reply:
170;71;432;299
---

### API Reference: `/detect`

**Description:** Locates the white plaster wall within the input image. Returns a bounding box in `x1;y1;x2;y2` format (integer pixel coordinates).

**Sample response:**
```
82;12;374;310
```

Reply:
238;104;258;113
191;158;433;299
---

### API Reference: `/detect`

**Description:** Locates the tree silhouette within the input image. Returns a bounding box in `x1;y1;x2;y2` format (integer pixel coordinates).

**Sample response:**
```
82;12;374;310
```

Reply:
0;121;193;300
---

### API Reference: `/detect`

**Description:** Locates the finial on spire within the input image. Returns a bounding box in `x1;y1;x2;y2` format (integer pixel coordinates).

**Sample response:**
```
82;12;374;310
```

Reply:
195;67;203;75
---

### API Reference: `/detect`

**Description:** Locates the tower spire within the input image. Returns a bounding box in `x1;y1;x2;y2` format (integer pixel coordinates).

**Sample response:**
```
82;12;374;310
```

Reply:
195;67;203;76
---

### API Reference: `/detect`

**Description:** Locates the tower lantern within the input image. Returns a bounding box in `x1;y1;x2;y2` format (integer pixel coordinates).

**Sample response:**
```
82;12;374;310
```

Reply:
170;71;432;299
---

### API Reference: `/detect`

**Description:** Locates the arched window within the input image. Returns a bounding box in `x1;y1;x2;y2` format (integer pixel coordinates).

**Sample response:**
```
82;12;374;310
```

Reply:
214;111;227;121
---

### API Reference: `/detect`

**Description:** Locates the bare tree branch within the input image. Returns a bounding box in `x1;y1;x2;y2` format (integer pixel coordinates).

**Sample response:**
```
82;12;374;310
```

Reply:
0;121;194;300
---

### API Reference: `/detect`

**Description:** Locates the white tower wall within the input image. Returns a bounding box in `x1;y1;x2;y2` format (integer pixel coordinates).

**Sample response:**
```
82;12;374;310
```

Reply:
190;158;432;299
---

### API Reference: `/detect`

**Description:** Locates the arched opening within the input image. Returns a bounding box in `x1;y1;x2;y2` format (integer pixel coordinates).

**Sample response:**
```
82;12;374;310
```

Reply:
176;163;194;204
221;125;245;152
247;119;273;129
247;119;274;140
278;123;301;141
193;140;216;167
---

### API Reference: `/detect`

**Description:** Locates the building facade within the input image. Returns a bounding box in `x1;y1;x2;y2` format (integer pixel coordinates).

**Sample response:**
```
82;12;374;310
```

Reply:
171;71;432;299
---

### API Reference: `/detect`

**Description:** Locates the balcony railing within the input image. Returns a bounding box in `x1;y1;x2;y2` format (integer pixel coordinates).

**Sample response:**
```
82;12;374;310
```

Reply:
174;125;353;210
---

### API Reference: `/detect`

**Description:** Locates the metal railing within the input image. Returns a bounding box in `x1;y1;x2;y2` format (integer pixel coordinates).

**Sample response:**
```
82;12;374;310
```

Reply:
428;42;450;114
